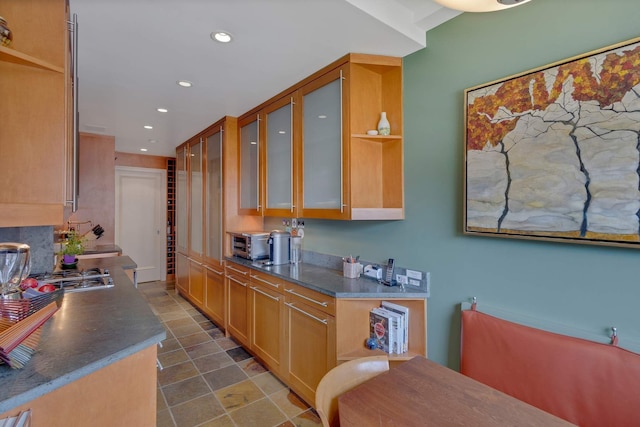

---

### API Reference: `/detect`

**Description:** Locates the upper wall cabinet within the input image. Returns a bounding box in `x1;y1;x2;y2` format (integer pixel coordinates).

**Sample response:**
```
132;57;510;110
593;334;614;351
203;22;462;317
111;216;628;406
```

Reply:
0;0;72;226
262;94;296;217
238;114;261;216
237;53;404;221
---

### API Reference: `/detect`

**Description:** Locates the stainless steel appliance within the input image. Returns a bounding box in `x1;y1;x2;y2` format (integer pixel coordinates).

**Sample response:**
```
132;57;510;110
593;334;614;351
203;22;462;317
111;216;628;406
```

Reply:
268;230;291;265
229;231;269;260
28;267;114;293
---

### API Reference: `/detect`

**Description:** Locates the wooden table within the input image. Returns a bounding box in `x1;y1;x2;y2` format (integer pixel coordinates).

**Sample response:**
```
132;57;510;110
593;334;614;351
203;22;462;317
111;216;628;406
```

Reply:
338;356;576;426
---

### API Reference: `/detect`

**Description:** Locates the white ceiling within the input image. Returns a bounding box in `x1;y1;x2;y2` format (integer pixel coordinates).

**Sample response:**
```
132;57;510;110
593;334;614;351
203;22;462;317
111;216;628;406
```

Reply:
69;0;460;157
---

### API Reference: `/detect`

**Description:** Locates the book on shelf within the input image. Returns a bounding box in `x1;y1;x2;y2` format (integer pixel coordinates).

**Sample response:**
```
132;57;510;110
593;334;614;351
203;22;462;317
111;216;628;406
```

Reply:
381;301;409;353
370;307;403;354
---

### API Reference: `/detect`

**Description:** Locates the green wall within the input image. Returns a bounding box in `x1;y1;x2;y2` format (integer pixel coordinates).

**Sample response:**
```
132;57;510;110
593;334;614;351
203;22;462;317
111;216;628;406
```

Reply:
287;0;640;368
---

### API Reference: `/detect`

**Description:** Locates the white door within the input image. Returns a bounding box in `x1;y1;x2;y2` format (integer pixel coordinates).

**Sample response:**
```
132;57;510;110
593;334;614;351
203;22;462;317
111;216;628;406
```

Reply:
115;166;166;283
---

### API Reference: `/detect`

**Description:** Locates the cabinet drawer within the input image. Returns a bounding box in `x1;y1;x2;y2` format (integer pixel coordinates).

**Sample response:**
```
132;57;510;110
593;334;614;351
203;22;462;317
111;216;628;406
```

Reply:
283;281;335;316
250;269;284;294
225;261;251;279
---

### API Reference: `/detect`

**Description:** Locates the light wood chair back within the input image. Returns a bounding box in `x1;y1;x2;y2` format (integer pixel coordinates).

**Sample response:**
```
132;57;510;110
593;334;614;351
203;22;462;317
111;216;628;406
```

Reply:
315;355;389;427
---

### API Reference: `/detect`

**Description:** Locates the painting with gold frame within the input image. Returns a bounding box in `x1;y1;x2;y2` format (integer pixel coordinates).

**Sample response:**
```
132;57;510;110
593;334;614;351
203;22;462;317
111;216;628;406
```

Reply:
464;36;640;248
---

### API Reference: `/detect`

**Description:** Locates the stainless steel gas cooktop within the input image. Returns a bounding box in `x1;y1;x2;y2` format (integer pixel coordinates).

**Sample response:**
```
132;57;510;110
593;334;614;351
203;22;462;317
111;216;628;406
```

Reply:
29;268;114;293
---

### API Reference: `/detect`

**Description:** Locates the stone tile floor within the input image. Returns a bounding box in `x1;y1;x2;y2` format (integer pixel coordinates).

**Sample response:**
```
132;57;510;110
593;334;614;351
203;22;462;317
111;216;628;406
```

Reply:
138;281;323;427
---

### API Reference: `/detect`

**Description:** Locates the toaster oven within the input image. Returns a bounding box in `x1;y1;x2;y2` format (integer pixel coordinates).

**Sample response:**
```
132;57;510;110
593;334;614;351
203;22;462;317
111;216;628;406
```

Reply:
229;231;269;261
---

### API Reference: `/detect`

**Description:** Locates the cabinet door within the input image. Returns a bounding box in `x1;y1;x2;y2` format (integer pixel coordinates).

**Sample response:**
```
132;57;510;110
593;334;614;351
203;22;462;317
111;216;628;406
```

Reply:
188;259;204;307
176;146;188;254
0;0;68;226
285;298;336;406
176;253;189;295
225;263;251;346
205;129;223;262
204;263;225;327
263;95;296;217
298;67;349;220
250;282;285;376
189;139;204;257
238;115;261;215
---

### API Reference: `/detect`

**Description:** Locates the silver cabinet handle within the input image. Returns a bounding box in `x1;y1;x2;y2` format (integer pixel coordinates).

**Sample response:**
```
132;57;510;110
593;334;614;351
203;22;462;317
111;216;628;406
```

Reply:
226;265;248;275
189;259;203;266
285;302;328;325
284;288;328;307
251;274;279;288
205;265;224;275
156;358;164;371
250;286;280;301
227;275;247;287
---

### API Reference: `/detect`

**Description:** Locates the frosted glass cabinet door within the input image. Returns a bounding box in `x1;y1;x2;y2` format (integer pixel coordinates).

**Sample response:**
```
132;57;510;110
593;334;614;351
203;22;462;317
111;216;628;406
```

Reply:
302;72;343;211
176;146;188;253
190;139;203;256
206;130;223;261
239;117;260;213
265;98;293;214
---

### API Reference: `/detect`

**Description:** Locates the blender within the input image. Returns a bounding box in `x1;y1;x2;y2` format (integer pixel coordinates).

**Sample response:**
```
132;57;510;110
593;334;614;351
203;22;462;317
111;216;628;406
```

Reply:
0;243;31;299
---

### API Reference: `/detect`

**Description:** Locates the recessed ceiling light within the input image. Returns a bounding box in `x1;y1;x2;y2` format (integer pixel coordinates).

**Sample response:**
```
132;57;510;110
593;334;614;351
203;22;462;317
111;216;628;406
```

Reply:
148;139;157;143
278;130;286;134
318;115;327;119
250;141;257;145
177;80;193;88
144;125;153;129
157;108;168;113
211;31;232;43
140;148;148;152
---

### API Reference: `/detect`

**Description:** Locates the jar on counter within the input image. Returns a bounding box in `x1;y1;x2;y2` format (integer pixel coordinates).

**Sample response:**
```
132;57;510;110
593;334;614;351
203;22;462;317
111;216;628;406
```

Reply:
0;16;12;47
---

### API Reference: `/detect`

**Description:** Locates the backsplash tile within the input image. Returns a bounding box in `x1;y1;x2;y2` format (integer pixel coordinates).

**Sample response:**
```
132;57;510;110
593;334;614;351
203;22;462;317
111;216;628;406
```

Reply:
0;226;54;274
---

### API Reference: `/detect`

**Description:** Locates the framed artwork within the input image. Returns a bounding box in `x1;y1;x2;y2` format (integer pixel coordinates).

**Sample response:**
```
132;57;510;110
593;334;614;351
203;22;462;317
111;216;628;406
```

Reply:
464;37;640;248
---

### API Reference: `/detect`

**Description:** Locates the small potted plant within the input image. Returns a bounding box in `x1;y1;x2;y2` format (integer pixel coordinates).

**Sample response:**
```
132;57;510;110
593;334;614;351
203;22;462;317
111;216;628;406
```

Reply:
61;230;84;265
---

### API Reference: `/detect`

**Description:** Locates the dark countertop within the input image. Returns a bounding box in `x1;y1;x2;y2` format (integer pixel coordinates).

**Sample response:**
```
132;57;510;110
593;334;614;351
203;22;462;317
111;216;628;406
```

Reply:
226;256;429;298
79;244;122;256
0;256;165;414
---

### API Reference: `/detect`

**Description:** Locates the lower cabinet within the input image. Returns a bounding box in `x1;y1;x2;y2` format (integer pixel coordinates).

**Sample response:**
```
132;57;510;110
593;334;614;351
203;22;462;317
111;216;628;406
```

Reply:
204;263;225;327
284;299;336;405
283;281;336;406
225;262;251;347
249;270;285;377
176;253;189;295
188;259;204;306
0;346;158;426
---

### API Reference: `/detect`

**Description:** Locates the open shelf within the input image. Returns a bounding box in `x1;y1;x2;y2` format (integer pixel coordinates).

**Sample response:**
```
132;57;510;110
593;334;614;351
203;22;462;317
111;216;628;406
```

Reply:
0;45;64;73
351;134;402;142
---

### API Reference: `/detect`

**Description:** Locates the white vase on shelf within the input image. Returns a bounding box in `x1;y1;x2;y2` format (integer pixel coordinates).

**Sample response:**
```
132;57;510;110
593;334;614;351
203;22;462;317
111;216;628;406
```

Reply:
377;112;390;135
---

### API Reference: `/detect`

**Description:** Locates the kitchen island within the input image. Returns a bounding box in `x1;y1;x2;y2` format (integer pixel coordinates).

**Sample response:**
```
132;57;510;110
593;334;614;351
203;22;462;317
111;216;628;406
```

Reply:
0;256;165;426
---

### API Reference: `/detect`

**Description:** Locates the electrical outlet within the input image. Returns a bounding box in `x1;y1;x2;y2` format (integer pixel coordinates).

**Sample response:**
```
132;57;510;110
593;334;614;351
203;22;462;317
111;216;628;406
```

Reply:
396;274;408;285
291;218;297;228
406;269;422;280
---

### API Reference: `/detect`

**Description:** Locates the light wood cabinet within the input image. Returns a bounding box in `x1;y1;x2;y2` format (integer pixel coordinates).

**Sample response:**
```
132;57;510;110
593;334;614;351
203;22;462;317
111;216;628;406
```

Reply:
237;53;404;221
225;261;251;347
0;0;71;226
176;253;189;295
204;262;225;327
238;114;261;215
283;280;336;406
0;345;158;427
188;259;204;306
249;270;285;377
262;94;297;217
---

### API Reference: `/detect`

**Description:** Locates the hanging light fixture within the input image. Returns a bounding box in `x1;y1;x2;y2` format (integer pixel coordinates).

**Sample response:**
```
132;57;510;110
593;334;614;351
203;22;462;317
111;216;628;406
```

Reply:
434;0;532;12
